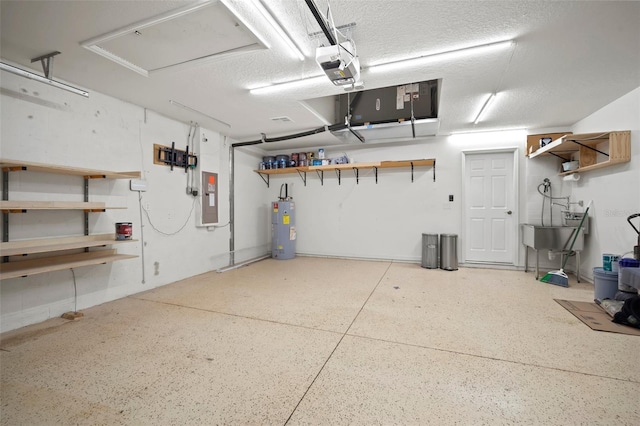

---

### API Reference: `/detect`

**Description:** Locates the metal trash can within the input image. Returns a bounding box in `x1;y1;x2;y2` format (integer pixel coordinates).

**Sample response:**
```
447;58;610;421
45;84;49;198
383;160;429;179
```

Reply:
440;234;458;271
421;233;439;269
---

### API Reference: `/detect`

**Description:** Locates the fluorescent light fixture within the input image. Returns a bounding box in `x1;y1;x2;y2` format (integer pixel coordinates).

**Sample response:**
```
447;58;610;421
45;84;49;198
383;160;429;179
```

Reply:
248;39;514;95
219;0;271;49
473;93;497;124
249;75;326;95
0;61;89;97
368;39;514;74
448;129;526;145
450;127;526;136
252;0;304;61
169;100;231;129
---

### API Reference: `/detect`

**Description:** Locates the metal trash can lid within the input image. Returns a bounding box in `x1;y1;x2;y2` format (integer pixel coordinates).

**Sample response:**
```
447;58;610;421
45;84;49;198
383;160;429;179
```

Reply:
440;233;458;237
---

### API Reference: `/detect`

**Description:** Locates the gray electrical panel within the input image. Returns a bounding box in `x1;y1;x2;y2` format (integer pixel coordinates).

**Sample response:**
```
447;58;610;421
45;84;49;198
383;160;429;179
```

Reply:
202;171;218;224
272;201;295;259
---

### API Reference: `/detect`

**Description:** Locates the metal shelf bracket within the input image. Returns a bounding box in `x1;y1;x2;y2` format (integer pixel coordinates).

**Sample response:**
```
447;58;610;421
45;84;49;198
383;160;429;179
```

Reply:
257;172;270;188
569;139;609;157
296;169;307;186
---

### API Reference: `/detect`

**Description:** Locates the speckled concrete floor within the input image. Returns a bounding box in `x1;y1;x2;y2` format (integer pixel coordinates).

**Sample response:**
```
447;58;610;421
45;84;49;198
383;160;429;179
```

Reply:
1;257;639;425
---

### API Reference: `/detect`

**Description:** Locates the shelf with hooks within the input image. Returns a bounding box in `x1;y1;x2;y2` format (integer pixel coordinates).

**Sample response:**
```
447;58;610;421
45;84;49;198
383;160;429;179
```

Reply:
253;159;436;187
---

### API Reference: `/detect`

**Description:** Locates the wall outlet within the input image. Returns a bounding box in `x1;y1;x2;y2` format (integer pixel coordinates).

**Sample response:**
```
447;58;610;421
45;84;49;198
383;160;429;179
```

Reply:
130;179;147;192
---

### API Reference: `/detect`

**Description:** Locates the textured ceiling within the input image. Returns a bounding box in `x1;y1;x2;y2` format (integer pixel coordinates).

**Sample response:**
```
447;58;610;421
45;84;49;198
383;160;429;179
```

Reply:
1;0;639;152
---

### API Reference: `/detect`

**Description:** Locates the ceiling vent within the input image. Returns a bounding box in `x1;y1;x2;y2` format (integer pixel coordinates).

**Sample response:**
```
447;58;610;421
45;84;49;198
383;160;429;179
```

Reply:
81;0;268;76
270;116;294;123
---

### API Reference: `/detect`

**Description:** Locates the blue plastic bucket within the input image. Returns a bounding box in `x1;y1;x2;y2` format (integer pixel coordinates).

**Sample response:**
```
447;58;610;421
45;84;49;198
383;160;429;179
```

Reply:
593;267;618;301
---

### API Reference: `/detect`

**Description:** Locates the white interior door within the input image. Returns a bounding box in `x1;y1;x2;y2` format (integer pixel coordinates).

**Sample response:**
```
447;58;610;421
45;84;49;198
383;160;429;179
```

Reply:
463;150;517;264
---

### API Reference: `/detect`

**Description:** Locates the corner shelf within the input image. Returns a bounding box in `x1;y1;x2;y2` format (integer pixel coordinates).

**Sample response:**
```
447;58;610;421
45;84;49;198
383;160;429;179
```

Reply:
528;131;631;175
254;158;436;187
1;159;140;279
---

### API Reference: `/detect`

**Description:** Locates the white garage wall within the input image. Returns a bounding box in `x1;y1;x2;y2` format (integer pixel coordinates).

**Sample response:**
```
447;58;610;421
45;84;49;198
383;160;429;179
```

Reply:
233;88;639;276
569;86;640;281
233;146;271;262
0;72;231;332
236;133;527;263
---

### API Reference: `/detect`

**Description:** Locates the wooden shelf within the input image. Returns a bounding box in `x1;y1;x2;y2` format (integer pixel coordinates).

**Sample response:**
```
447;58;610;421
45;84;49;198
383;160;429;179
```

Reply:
526;132;571;157
0;201;126;212
379;159;436;168
255;166;311;175
0;249;138;280
253;158;436;186
1;160;141;284
1;159;141;179
528;131;631;175
1;234;137;257
307;161;381;171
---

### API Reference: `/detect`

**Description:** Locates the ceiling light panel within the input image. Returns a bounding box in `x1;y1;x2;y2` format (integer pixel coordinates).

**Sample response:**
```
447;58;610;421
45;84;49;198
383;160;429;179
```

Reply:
81;0;268;76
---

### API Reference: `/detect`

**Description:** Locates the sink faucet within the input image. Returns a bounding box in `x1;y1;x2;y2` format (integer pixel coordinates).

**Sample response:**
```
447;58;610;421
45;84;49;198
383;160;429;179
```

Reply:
552;198;583;210
552;197;571;210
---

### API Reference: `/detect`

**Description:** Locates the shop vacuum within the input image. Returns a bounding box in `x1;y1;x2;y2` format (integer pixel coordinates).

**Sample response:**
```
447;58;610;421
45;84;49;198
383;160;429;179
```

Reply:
272;184;296;260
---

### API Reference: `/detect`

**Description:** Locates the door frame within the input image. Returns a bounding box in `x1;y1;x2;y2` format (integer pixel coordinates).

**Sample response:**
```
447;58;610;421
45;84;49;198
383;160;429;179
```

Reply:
461;148;519;266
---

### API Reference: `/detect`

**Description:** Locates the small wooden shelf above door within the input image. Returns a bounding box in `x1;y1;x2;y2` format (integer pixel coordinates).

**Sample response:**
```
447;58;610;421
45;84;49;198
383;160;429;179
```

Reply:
254;158;436;186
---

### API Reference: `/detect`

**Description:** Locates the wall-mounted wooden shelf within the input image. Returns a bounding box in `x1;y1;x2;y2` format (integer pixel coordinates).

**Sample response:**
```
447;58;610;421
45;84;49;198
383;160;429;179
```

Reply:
0;234;136;257
525;132;572;157
0;249;138;280
253;158;436;187
1;159;140;280
0;201;126;212
528;131;631;175
1;159;140;179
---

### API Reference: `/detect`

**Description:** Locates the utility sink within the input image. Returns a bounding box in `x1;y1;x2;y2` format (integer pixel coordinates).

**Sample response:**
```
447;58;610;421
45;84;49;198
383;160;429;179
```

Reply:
521;224;588;281
521;224;585;251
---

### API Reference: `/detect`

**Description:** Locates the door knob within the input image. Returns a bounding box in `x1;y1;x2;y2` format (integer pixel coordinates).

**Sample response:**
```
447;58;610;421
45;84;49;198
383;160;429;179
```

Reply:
506;210;512;215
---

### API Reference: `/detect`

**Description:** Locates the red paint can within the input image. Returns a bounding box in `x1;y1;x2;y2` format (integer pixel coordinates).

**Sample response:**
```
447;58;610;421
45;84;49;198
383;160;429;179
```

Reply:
115;222;132;240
